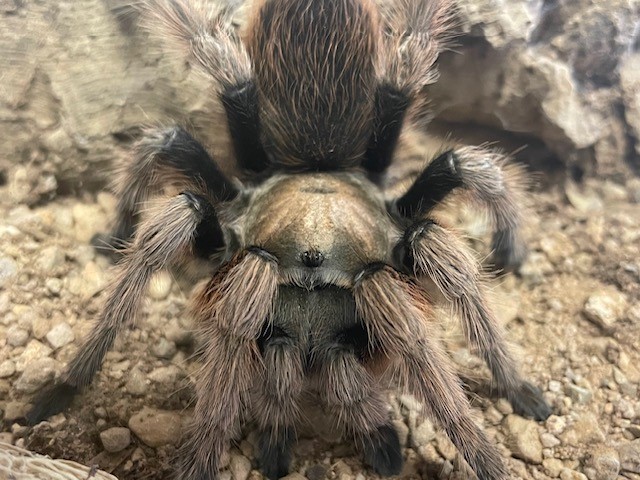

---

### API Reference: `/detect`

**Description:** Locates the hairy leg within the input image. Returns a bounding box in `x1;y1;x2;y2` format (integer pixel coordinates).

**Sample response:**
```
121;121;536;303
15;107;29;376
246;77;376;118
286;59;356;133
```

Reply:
316;343;402;477
252;326;305;480
27;192;220;425
180;249;279;479
395;219;551;420
99;126;237;254
179;331;260;480
394;147;528;270
354;265;508;480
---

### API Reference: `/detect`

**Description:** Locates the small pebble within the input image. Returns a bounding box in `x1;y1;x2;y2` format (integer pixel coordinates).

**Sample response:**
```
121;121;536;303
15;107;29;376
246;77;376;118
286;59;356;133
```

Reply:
45;322;75;349
540;432;561;448
618;439;640;474
560;413;605;446
125;368;148;396
411;419;435;448
584;290;628;329
503;414;543;464
14;357;58;393
4;402;29;422
128;407;182;448
495;398;514;416
152;337;177;359
485;406;504;425
229;454;252;480
560;469;588;480
45;277;63;295
0;360;16;378
100;427;131;453
148;365;184;384
566;384;592;405
546;415;567;435
548;380;563;393
7;326;29;347
543;458;564;478
36;246;65;271
0;257;18;287
585;446;620;480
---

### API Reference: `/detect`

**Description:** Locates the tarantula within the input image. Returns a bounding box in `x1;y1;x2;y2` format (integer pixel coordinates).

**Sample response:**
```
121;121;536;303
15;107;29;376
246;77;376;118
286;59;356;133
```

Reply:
26;0;552;478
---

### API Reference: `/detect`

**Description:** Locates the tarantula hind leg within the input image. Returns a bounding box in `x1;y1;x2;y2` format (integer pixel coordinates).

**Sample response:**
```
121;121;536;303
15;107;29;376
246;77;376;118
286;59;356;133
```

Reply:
92;125;237;260
26;192;222;426
395;219;551;421
394;147;528;271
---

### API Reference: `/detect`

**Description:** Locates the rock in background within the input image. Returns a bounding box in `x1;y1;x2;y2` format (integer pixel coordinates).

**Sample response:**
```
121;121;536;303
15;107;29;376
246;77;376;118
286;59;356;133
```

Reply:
0;0;234;205
427;0;640;180
1;0;639;200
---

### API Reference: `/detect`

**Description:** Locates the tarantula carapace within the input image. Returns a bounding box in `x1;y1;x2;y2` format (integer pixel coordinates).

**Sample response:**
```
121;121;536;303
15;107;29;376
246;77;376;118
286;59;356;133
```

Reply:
26;0;552;478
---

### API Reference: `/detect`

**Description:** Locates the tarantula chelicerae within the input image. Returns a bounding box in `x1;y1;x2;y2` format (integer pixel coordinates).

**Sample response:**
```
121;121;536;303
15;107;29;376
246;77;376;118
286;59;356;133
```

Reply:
26;0;552;478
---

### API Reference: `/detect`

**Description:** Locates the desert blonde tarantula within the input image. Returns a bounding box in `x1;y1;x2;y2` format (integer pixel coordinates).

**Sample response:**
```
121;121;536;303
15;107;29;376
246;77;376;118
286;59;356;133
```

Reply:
26;0;552;478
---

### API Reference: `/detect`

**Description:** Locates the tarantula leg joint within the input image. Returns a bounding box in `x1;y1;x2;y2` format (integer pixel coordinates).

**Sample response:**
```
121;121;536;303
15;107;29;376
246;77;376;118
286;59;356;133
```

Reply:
247;246;279;264
179;191;210;215
353;262;388;286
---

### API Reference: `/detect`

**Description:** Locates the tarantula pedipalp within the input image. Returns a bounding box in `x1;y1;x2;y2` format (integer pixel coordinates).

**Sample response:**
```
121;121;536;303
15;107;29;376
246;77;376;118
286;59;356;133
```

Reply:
26;0;552;478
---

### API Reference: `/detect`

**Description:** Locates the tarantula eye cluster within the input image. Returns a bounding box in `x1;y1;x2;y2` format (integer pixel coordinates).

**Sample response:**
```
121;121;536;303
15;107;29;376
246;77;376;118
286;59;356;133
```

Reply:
25;0;551;478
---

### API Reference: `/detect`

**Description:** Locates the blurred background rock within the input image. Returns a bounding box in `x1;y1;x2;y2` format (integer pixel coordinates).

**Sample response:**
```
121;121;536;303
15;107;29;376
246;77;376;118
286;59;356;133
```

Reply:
1;0;639;205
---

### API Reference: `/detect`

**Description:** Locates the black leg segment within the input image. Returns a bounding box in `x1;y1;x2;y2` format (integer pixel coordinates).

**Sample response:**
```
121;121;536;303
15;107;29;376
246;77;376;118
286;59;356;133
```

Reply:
105;126;237;255
394;150;462;218
257;426;295;480
221;81;271;173
362;423;403;477
363;84;411;177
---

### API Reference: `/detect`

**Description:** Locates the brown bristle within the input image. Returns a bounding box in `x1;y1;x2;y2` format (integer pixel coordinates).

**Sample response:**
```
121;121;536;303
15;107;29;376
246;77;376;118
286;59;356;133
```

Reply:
247;0;380;170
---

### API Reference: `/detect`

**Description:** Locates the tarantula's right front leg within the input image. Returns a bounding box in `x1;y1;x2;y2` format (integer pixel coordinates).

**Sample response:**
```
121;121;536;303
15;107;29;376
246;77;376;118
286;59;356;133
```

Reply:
26;192;221;425
180;250;278;479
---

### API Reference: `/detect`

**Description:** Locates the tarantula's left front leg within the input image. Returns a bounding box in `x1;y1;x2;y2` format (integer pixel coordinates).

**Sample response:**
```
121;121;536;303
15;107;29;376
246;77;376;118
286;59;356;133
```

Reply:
26;192;222;425
354;266;508;480
395;220;551;421
395;147;527;270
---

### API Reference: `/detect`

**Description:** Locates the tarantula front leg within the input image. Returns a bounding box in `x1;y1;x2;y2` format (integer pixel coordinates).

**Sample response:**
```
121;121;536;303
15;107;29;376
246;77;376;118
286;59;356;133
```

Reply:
97;126;238;256
316;345;403;476
26;192;222;425
395;147;527;270
395;219;551;421
251;323;305;480
354;265;508;480
180;250;278;480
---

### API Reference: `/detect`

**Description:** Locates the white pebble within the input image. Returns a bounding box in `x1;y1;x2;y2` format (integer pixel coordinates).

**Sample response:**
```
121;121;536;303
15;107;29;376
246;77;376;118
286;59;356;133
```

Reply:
45;323;75;349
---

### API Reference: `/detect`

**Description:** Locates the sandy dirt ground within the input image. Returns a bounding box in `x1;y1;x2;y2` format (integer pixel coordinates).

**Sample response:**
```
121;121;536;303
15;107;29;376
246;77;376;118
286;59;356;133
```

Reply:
0;159;639;480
